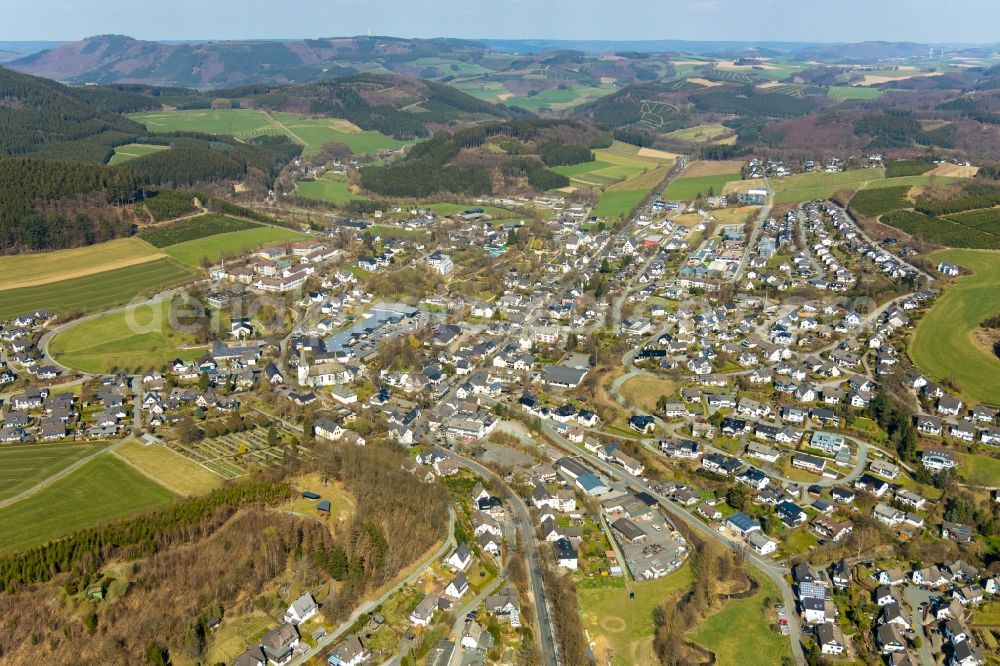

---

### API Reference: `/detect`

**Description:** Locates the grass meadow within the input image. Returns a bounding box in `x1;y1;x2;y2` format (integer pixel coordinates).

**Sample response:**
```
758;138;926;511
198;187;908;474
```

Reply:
113;439;223;496
692;572;791;665
579;562;695;666
163;226;309;267
0;441;115;502
910;249;1000;404
50;300;202;374
0;258;199;320
0;454;175;553
0;237;162;291
296;175;367;205
108;142;170;165
129;109;413;156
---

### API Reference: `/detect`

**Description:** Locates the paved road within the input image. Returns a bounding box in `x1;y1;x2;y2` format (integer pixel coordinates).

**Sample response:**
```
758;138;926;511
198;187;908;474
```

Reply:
446;451;558;666
446;576;506;666
286;506;457;666
902;584;935;666
532;419;806;665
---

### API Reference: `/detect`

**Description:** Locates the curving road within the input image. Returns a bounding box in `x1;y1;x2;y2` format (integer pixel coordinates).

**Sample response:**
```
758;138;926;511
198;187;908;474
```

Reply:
287;507;457;666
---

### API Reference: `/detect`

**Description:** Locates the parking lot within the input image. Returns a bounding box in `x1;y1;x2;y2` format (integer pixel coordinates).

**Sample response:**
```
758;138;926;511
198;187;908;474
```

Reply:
613;511;688;581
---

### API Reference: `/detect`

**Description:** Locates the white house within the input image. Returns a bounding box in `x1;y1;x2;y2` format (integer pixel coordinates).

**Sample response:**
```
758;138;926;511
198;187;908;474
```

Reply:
283;593;318;625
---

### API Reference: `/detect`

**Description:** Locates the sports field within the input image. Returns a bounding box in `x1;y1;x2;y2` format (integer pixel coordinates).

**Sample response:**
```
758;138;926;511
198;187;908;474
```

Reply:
49;300;203;374
0;454;175;553
108;142;169;165
113;439;223;496
580;562;695;666
910;249;1000;404
296;175;367;205
0;237;162;291
692;573;791;666
0;257;200;320
164;225;309;266
129;109;413;157
0;441;115;502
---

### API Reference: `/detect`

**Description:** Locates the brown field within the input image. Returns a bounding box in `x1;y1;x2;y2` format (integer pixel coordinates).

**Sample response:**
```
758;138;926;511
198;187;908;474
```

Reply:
637;147;682;160
723;178;766;195
715;60;779;71
0;238;163;291
858;72;943;85
907;186;926;201
686;77;723;87
709;207;758;224
620;375;677;413
682;160;746;178
757;82;782;89
928;163;979;178
113;439;223;496
672;213;704;228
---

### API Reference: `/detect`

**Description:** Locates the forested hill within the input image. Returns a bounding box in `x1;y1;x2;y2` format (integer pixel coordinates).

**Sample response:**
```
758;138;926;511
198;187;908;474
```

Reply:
0;67;149;162
172;74;528;139
359;119;607;198
0;67;303;254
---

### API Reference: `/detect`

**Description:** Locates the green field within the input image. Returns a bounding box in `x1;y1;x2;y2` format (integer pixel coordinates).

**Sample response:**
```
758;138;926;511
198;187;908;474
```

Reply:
0;237;161;291
504;85;616;111
108;142;169;165
580;562;695;666
828;86;883;99
770;169;881;203
130;109;412;157
164;226;309;266
0;454;175;553
664;123;735;144
0;441;115;502
770;169;965;204
50;300;202;374
664;173;741;200
139;214;261;248
958;452;1000;487
910;249;1000;404
0;257;199;320
296;175;367;205
591;189;650;222
692;573;791;666
554;142;674;190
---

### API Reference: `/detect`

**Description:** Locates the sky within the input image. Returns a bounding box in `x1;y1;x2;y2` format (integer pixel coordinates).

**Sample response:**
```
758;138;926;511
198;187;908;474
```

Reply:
0;0;997;44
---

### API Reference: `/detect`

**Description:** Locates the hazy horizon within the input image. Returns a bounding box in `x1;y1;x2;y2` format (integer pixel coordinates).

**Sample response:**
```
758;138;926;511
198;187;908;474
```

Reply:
1;0;998;44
